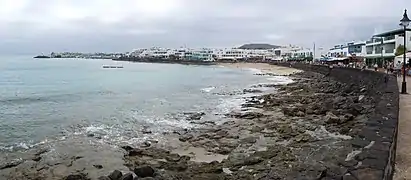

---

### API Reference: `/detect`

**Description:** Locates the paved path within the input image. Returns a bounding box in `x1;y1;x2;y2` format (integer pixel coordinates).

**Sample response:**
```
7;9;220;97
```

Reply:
394;76;411;180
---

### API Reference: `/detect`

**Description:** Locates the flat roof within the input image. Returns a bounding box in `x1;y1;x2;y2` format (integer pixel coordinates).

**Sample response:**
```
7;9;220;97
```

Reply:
373;28;411;37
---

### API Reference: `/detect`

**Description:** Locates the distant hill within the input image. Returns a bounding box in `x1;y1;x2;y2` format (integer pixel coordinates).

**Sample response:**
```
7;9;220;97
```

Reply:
238;43;280;50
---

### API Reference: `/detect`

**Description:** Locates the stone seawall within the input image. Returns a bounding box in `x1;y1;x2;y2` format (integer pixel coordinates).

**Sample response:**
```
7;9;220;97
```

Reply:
273;63;399;180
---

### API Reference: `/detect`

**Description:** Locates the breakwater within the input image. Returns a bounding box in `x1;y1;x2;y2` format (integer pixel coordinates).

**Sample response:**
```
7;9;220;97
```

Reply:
273;62;399;180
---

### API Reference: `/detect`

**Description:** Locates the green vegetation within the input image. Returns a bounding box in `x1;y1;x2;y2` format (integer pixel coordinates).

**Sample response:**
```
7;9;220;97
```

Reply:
395;45;406;56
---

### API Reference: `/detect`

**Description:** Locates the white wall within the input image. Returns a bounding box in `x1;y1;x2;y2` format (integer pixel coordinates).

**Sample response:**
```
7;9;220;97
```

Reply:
395;31;411;51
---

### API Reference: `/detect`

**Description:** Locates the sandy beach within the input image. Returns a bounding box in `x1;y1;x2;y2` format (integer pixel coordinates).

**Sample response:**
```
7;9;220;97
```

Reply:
218;62;302;75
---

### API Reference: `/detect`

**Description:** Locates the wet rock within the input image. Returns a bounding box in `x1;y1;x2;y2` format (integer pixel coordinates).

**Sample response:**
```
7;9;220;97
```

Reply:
93;164;103;169
185;112;206;121
325;112;340;124
98;176;111;180
243;89;263;93
142;129;152;134
141;141;152;148
213;146;233;155
294;133;313;143
277;125;297;139
282;107;299;116
241;136;258;144
251;126;264;133
179;134;194;142
305;107;314;114
228;112;264;119
119;173;134;180
109;170;123;180
32;156;42;162
338;114;354;124
134;166;155;178
64;173;90;180
34;148;49;156
296;111;305;117
233;155;264;167
0;159;24;170
165;154;181;162
121;146;134;151
138;178;155;180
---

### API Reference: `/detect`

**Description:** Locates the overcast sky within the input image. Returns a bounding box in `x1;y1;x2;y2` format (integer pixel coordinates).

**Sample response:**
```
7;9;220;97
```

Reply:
0;0;410;54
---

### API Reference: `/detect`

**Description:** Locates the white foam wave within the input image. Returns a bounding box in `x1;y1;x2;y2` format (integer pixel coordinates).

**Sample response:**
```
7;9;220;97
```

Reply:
0;142;33;152
216;97;246;114
201;87;216;93
266;76;294;85
143;117;194;129
247;68;263;74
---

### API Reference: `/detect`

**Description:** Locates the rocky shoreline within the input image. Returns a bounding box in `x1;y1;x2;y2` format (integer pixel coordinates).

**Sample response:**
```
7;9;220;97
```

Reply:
0;70;380;180
118;71;375;180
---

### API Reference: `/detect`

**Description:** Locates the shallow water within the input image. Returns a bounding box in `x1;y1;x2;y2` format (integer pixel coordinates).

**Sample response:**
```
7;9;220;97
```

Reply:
0;57;292;157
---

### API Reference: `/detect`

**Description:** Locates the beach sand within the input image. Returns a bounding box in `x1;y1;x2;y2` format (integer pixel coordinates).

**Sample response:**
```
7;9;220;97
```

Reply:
218;62;302;75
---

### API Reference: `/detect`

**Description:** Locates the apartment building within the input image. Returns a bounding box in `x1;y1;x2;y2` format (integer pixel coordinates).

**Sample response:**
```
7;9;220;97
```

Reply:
365;28;411;65
327;44;349;58
347;41;366;57
272;45;304;60
292;49;313;60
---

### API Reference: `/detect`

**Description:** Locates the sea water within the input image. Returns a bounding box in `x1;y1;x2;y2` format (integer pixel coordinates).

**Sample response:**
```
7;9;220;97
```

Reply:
0;56;293;162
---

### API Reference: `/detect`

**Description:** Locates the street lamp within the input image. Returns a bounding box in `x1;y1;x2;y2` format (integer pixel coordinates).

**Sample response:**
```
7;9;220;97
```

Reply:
400;9;411;94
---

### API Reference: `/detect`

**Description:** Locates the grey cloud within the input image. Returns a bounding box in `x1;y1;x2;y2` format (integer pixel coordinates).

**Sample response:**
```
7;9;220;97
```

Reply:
0;0;410;54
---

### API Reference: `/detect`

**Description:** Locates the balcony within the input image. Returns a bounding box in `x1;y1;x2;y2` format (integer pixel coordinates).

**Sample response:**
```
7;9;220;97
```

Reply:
366;51;373;54
385;49;394;53
366;40;372;44
385;35;395;41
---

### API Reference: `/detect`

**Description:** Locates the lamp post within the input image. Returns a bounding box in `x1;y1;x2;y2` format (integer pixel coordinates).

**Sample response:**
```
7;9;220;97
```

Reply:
400;9;411;94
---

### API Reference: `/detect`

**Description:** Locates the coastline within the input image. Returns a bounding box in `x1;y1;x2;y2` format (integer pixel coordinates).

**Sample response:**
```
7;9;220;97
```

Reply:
117;70;377;179
217;62;302;75
0;63;394;180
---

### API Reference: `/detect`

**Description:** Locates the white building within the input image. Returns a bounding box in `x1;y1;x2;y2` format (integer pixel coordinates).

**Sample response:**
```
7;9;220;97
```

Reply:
365;28;411;65
347;41;366;57
272;45;304;61
215;48;246;60
138;47;172;58
128;48;146;57
327;44;349;58
293;49;312;58
191;48;215;61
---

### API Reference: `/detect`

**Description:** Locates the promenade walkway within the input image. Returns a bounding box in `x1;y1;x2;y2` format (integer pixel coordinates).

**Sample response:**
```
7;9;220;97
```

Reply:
394;76;411;180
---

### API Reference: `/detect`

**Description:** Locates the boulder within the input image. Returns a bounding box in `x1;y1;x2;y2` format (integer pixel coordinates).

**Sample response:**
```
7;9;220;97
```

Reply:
98;176;111;180
109;170;123;180
178;134;194;142
338;114;354;124
296;111;305;117
93;164;103;169
165;154;181;162
119;173;134;180
185;112;205;121
134;166;155;178
243;89;263;93
64;174;89;180
325;112;340;124
138;178;155;180
228;112;264;119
